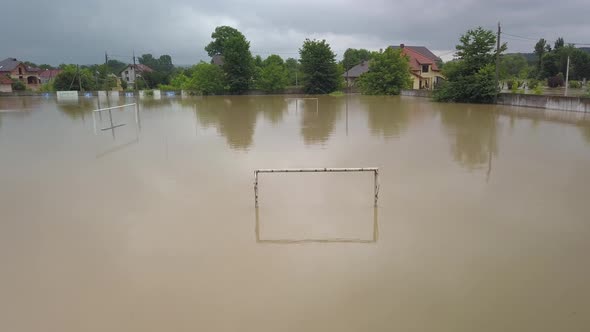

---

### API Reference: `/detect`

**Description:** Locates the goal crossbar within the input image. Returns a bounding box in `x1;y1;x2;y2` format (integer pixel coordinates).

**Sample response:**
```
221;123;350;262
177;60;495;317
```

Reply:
254;167;379;207
93;103;136;112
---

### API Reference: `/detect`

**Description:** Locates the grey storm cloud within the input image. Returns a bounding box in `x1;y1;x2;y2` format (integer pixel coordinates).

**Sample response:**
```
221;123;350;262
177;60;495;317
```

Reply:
2;0;589;65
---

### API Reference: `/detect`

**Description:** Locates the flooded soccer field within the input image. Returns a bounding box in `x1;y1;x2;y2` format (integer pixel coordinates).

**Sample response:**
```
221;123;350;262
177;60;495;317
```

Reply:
1;94;589;331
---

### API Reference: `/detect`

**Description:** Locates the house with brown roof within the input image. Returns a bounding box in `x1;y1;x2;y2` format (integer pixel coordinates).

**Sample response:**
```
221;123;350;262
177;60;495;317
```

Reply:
394;44;445;90
342;45;444;90
120;64;153;86
343;61;369;87
0;58;42;90
39;69;63;84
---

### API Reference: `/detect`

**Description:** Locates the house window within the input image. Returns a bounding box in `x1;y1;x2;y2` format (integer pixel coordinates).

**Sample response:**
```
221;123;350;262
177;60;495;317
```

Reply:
126;77;129;82
422;65;429;73
18;67;23;74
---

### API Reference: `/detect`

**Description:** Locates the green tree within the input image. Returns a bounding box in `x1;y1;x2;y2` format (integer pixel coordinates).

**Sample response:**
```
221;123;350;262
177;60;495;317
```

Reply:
206;26;254;94
534;38;550;73
434;27;505;103
12;80;26;91
138;54;175;86
106;59;127;74
53;65;96;91
357;48;412;95
285;57;301;86
341;48;372;71
257;54;289;92
499;54;530;79
299;39;340;94
554;37;565;50
185;62;225;95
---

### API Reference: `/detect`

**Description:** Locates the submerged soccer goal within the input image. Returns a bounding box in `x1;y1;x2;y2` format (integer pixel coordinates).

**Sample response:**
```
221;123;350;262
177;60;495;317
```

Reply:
253;167;380;208
91;103;139;134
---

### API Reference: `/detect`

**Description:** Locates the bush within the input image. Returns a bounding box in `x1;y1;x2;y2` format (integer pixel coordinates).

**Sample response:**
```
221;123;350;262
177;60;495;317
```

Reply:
39;82;54;92
547;74;564;88
569;80;581;89
533;85;543;95
527;79;540;90
12;80;26;91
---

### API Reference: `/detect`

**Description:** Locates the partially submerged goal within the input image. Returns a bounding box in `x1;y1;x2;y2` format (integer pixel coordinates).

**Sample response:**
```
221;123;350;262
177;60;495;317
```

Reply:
91;103;139;134
254;167;380;208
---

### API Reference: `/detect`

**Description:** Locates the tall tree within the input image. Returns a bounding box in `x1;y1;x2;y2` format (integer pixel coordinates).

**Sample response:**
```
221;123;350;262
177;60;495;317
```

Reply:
53;65;96;91
206;26;254;94
435;27;505;103
534;38;548;72
554;37;565;50
341;48;372;71
358;48;412;95
284;58;301;86
257;54;289;92
185;62;225;95
499;54;530;79
299;39;340;94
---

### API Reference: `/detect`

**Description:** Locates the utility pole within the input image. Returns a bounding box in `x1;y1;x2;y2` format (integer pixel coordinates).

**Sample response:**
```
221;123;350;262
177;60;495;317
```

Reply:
76;64;82;91
494;21;501;103
564;55;570;96
103;51;108;91
133;50;137;93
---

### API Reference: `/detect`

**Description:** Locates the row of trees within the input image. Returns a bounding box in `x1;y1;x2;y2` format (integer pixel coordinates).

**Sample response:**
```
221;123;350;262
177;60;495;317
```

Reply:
166;26;412;96
496;37;590;88
46;54;177;91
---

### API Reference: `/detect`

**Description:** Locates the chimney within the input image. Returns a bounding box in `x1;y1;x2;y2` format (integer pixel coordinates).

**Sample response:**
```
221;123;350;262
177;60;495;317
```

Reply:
400;44;405;49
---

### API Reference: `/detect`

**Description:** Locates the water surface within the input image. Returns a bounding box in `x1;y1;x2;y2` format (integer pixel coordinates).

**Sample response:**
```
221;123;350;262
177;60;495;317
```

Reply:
1;95;589;332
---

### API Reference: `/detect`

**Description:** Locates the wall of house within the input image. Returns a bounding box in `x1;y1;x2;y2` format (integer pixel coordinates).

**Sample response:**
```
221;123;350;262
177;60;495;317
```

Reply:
0;84;12;93
497;93;590;112
411;77;420;90
121;66;137;84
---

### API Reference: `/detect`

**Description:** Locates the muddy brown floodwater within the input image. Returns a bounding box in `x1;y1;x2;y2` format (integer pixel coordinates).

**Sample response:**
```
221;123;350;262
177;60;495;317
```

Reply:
1;95;589;331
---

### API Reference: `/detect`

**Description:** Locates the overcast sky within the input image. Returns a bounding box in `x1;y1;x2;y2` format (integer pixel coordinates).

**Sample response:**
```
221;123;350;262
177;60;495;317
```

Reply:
2;0;589;66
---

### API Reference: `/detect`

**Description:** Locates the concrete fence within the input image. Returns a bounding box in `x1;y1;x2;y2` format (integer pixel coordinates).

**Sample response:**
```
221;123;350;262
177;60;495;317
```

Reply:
497;93;590;113
401;89;433;98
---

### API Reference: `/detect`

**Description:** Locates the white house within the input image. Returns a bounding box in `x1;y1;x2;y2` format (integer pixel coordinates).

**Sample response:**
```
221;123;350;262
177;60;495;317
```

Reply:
120;64;153;86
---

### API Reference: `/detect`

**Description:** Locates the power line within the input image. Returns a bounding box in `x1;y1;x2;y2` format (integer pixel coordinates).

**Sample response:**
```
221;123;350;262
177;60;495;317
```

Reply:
503;32;590;46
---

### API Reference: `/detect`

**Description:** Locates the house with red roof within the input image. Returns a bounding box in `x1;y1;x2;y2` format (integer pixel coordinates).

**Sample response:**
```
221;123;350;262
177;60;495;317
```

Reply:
39;69;63;84
343;45;445;90
0;58;42;90
394;44;445;90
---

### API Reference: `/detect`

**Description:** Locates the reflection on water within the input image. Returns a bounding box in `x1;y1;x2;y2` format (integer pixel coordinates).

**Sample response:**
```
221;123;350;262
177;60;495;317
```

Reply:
300;97;342;145
255;206;379;243
56;98;96;120
1;95;590;332
195;97;260;150
362;96;411;139
440;104;498;170
581;126;590;143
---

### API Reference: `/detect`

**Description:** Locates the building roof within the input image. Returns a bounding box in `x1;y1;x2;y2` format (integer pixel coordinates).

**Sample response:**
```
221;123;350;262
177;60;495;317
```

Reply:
122;64;154;73
39;69;63;78
400;46;440;72
0;75;13;84
343;60;370;78
211;54;224;66
0;58;20;72
389;45;441;62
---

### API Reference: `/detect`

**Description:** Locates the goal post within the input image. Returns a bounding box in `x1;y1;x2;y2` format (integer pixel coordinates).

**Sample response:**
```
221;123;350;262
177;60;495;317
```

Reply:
254;167;380;208
91;103;139;134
